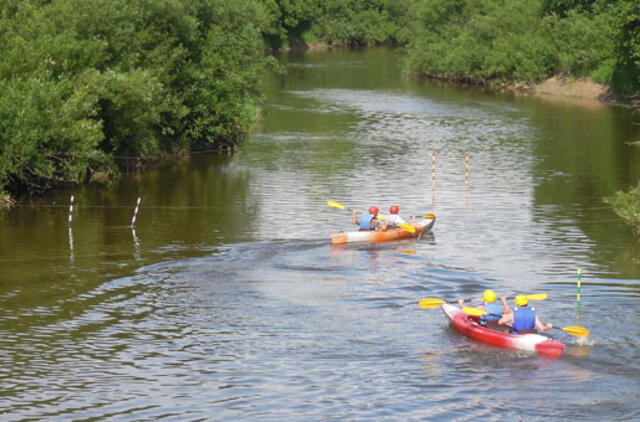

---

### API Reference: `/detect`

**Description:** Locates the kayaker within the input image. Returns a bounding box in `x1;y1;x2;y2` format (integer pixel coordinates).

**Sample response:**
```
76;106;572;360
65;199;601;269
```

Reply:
458;289;506;325
352;206;381;231
498;295;552;334
385;205;405;228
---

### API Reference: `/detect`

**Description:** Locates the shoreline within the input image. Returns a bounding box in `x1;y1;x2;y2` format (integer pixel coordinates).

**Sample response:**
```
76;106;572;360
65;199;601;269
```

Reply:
417;71;620;106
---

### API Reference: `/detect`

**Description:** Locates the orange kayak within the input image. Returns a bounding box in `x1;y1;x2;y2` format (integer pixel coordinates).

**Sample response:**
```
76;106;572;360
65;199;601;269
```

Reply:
330;217;435;245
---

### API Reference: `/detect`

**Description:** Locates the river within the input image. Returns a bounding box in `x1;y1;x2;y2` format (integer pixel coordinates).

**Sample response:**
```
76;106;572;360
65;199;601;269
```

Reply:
2;48;640;420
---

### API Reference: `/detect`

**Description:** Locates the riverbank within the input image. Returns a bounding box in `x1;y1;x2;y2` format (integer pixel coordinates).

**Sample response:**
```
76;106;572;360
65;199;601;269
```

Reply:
532;75;611;101
499;74;628;108
416;70;620;108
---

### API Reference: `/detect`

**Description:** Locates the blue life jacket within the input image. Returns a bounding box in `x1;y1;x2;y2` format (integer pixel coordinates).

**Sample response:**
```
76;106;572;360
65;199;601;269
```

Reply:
359;213;376;230
512;306;536;334
481;302;502;322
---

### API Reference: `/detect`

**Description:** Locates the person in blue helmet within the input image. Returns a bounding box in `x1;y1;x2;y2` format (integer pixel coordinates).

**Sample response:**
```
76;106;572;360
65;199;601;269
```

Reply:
498;295;552;334
352;206;381;231
459;289;506;326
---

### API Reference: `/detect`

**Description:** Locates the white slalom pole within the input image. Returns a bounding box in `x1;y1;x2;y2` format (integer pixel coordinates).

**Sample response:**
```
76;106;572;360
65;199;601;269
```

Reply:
131;197;141;227
68;195;74;225
68;195;74;262
432;152;436;191
431;152;436;209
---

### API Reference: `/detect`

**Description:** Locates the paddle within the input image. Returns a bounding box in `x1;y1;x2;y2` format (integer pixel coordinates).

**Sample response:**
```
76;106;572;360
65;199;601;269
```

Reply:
419;297;471;309
419;294;547;310
552;325;590;337
378;214;416;232
520;293;548;301
398;223;416;233
461;307;590;338
379;214;416;233
327;201;355;212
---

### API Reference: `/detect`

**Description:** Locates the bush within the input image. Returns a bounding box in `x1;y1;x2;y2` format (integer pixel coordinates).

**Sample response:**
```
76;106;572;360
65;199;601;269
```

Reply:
604;183;640;239
404;0;556;83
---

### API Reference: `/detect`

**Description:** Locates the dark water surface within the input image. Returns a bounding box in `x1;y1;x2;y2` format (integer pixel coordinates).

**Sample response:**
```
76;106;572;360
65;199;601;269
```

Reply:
2;48;640;420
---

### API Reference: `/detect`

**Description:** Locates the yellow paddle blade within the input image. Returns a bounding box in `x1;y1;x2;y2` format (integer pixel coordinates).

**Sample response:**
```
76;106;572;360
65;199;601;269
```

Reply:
562;326;589;337
377;214;387;220
419;298;446;309
423;213;436;219
462;306;487;316
327;201;345;210
399;223;416;233
526;293;548;301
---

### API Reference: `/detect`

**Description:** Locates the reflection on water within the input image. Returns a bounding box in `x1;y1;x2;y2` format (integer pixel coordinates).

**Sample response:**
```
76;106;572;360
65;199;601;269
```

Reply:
1;48;640;420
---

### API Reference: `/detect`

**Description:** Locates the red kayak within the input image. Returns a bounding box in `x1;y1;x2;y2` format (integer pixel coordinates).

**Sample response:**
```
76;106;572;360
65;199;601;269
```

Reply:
441;303;565;357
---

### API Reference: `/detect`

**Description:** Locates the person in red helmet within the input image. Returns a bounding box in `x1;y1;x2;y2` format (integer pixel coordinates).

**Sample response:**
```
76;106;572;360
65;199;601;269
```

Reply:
385;204;405;228
352;206;381;231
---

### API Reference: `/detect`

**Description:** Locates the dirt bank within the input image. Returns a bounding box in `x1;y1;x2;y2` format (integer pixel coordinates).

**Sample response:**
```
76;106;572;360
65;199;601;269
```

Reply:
533;75;613;102
2;194;15;208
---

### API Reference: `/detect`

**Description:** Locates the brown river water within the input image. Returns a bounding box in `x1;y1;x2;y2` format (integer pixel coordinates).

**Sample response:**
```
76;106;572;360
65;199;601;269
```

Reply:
1;48;640;420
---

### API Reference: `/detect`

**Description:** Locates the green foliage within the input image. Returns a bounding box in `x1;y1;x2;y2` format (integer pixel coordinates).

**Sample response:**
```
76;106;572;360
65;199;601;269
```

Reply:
546;8;615;77
405;0;557;82
541;0;597;17
254;0;321;47
255;0;414;47
591;58;617;84
605;182;640;238
185;2;269;146
607;1;640;95
0;0;270;196
0;77;107;193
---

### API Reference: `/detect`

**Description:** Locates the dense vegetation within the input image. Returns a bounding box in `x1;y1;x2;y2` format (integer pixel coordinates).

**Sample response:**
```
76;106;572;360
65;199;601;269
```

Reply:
1;0;638;202
0;0;271;196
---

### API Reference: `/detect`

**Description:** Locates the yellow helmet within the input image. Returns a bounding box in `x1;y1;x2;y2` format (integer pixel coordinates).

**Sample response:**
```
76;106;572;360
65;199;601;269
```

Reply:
483;289;497;303
515;295;528;307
